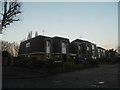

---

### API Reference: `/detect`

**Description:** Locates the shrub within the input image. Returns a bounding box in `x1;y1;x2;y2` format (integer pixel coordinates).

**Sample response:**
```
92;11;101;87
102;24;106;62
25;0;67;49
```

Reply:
13;57;34;68
63;61;75;71
14;58;29;67
63;61;85;72
87;59;98;67
2;51;11;57
26;59;35;69
109;57;120;64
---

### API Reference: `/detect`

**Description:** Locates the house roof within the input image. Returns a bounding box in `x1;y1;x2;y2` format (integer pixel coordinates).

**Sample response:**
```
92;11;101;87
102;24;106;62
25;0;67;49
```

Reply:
97;46;106;50
71;39;96;45
53;36;70;42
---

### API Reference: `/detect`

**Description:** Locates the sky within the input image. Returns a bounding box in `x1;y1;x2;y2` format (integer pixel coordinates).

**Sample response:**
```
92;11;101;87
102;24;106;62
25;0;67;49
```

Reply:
0;2;118;50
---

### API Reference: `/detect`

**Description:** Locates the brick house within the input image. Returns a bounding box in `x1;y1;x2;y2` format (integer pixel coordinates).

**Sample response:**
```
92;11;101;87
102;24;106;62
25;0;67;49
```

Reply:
18;35;53;61
70;39;97;60
52;36;70;61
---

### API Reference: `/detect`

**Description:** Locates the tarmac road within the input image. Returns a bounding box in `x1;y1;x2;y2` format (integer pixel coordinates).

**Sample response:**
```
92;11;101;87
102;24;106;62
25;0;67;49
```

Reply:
2;64;119;88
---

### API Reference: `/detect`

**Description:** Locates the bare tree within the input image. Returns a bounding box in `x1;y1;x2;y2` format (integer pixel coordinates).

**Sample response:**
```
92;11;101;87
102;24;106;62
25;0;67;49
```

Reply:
11;42;19;57
27;31;32;40
108;49;117;58
35;31;38;37
1;41;19;56
1;41;11;51
0;0;22;33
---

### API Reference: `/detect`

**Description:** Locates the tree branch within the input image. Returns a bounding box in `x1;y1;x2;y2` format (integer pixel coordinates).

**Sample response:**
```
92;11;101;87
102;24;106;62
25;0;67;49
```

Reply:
1;0;22;30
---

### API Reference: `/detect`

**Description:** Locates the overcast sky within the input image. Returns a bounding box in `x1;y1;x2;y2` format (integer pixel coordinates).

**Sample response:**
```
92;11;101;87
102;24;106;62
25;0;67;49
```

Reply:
0;2;118;49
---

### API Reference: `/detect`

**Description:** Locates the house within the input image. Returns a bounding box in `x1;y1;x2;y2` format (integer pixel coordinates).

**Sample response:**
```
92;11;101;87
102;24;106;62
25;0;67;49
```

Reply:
97;47;106;58
70;39;97;60
52;36;70;61
18;35;70;62
18;35;53;61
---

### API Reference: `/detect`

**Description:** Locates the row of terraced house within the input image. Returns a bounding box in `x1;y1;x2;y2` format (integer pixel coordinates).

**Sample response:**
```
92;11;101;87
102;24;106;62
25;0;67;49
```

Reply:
18;35;106;62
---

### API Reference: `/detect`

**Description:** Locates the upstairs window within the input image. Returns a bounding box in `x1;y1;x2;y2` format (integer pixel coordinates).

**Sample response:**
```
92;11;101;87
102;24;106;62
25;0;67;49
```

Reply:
87;46;90;51
98;49;100;52
92;45;95;50
78;46;81;50
26;42;30;48
46;41;51;54
62;42;67;54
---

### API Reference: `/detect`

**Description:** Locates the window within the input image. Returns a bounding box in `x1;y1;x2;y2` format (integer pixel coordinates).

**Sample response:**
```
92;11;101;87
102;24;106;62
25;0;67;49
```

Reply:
26;42;30;48
78;46;81;50
98;49;100;52
92;45;95;50
92;51;95;56
46;41;51;54
62;42;67;54
102;50;105;56
78;45;82;54
87;47;90;51
47;41;50;46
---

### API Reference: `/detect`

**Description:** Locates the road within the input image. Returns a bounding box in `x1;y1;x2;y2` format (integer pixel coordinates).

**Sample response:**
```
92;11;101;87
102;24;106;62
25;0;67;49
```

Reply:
2;64;119;88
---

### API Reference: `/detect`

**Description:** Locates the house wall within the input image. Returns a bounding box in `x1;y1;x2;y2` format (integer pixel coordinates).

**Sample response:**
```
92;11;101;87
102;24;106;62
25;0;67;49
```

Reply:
70;40;92;59
52;37;69;61
18;35;107;62
97;47;106;58
18;36;53;61
70;39;98;60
